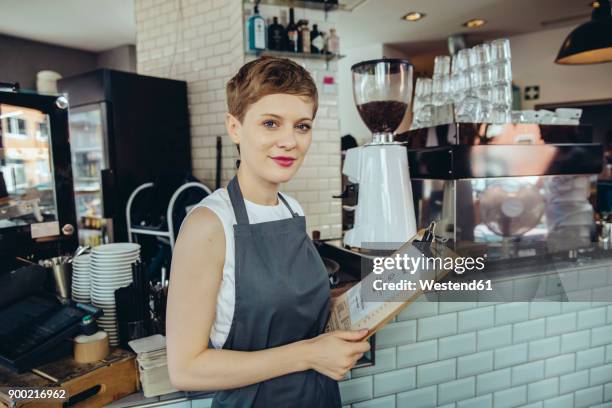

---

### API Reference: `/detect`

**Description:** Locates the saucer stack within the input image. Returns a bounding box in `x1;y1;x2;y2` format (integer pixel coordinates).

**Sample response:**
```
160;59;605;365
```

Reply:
71;253;92;303
90;243;140;346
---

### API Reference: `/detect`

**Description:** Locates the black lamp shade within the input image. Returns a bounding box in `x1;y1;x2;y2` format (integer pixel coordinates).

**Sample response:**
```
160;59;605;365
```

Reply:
555;1;612;64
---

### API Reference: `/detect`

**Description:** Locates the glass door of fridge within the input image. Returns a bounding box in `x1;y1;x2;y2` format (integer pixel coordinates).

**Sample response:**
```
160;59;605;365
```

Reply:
0;103;58;228
68;104;109;247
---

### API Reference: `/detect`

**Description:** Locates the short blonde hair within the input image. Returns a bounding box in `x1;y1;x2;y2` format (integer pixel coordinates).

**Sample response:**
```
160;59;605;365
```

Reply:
226;56;318;122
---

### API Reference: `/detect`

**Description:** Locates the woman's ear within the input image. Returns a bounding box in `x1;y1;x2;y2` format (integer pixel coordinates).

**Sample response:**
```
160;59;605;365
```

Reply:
226;113;241;145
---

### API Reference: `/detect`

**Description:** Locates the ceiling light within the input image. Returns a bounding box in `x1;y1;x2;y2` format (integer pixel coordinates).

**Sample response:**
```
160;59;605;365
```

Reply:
591;1;600;8
463;18;487;28
556;0;612;64
403;12;426;21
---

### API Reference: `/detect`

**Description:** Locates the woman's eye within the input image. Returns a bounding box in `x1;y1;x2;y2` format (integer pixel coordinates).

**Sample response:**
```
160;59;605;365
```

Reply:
263;120;279;128
296;123;312;132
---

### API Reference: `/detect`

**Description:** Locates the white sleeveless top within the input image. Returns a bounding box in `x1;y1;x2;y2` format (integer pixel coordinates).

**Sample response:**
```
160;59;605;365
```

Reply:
180;188;304;349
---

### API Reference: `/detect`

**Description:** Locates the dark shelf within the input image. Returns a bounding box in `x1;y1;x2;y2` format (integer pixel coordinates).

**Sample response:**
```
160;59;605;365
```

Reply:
243;0;365;11
245;49;344;61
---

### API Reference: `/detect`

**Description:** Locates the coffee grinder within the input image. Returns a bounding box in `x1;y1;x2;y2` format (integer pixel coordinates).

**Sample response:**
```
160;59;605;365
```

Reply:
343;59;416;250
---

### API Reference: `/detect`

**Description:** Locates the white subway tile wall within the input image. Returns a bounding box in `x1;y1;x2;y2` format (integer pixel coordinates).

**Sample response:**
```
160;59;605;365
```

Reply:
493;343;527;369
476;368;511;395
544;394;574;408
134;0;342;238
339;296;612;407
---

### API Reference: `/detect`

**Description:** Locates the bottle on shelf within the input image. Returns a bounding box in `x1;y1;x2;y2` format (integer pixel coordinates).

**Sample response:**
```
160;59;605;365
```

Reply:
268;16;285;51
296;20;305;53
286;8;299;53
300;20;311;54
311;24;323;54
247;4;266;51
326;28;340;54
279;10;289;51
279;9;288;27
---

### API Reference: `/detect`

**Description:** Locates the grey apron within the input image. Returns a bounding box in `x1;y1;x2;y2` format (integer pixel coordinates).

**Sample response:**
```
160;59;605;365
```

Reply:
211;176;342;408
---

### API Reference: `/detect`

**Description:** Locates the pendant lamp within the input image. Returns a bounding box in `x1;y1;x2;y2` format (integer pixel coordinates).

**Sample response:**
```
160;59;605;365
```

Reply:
555;0;612;64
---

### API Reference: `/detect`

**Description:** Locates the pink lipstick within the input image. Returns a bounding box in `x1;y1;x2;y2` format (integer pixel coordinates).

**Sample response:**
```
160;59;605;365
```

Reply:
271;156;296;167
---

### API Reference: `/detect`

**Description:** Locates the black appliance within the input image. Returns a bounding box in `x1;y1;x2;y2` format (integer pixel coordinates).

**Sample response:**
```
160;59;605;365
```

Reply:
0;261;101;372
58;69;191;245
0;90;78;263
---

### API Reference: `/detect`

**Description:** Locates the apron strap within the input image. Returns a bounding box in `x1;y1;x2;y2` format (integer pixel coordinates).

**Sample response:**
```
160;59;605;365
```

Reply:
228;175;299;224
278;193;298;218
228;176;250;225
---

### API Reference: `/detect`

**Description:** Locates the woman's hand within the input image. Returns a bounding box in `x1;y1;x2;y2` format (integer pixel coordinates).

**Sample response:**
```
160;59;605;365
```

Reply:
302;329;371;380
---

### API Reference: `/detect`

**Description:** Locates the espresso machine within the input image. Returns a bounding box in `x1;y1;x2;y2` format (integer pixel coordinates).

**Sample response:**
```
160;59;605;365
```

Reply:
343;59;417;250
396;123;604;261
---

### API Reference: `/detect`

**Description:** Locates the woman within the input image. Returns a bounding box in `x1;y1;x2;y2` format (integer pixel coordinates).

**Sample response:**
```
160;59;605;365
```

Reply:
167;57;370;407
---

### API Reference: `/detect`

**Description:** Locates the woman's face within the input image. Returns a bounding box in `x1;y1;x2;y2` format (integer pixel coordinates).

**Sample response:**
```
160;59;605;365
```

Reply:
227;93;314;184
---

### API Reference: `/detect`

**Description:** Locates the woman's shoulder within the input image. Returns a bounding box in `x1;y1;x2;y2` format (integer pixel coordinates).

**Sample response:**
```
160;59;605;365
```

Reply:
175;203;224;250
197;188;232;213
179;188;233;233
197;188;237;224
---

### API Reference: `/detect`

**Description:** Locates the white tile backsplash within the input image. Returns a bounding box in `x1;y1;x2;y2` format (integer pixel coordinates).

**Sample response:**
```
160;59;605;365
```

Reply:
543;354;575;378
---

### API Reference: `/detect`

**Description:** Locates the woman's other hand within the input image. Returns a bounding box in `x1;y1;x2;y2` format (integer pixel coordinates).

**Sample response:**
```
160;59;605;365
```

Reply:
302;329;371;380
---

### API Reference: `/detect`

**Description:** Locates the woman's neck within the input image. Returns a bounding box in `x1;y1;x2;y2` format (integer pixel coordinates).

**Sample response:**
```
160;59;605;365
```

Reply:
236;166;279;206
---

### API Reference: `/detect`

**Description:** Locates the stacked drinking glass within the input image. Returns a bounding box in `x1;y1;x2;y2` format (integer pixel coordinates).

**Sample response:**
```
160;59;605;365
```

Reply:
412;56;454;129
412;78;433;128
412;38;513;128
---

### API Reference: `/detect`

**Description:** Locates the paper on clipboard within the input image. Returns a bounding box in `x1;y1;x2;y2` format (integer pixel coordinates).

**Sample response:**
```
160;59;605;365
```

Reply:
325;239;459;339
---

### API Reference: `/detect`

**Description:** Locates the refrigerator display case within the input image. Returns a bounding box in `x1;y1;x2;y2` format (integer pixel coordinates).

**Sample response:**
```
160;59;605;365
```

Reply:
69;104;108;247
58;69;191;246
0;89;78;262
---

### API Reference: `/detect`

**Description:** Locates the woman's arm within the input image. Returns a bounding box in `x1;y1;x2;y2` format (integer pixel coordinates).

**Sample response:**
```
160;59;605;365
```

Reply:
166;207;370;391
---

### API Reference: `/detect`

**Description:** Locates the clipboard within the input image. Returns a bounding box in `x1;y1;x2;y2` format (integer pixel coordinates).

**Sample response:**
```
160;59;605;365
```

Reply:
325;224;459;340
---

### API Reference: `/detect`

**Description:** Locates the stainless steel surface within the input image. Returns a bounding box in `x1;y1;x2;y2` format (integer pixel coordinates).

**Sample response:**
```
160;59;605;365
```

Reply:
51;260;72;300
370;132;396;144
407;143;603;179
68;245;90;263
479;181;545;237
38;255;73;299
411;175;599;260
52;264;72;300
397;123;594;146
61;223;75;236
322;257;340;286
55;96;68;109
